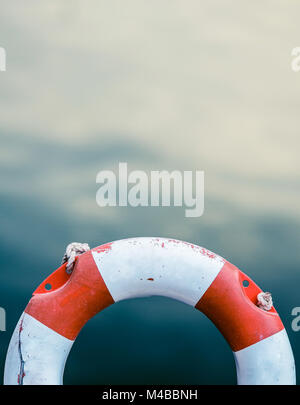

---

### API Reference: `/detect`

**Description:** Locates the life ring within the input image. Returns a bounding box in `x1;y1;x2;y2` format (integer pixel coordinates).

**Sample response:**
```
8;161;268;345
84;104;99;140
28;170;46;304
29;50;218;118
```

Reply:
4;238;295;385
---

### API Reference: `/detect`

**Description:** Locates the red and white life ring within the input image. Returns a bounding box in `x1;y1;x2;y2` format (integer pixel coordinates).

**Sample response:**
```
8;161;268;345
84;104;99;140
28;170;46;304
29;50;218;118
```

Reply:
4;238;295;385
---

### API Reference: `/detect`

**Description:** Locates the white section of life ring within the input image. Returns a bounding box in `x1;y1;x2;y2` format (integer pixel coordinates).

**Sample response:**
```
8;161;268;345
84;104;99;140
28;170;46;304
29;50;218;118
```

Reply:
91;238;225;304
4;313;72;385
234;329;295;384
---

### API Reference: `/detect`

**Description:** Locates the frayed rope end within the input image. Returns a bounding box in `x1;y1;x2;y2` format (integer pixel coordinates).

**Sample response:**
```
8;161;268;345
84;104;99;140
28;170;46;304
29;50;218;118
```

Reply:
257;291;273;311
61;242;90;274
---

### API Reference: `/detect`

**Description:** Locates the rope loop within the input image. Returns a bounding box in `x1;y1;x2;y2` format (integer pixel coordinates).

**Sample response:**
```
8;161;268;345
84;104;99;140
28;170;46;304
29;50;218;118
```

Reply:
61;242;90;274
257;291;273;311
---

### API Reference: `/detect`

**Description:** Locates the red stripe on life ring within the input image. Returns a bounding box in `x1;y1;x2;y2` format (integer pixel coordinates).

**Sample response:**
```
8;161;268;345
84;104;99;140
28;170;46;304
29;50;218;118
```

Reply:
25;250;114;340
195;261;284;352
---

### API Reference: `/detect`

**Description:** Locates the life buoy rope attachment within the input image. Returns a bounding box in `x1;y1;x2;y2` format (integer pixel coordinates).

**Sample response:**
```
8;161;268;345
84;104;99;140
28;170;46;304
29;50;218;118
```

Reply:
4;237;296;385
